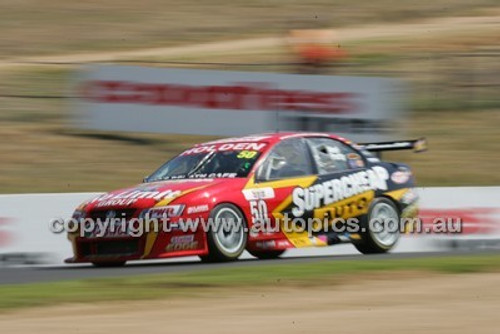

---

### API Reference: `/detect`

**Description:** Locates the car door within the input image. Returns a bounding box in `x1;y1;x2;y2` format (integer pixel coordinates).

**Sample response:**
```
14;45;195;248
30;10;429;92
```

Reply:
245;137;317;239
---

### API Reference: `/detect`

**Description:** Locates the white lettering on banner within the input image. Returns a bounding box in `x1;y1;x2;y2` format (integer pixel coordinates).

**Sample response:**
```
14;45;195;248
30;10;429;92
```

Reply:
181;142;267;155
291;167;389;217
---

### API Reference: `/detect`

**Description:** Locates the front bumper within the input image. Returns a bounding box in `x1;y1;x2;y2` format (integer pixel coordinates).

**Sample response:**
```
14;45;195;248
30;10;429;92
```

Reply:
65;235;146;263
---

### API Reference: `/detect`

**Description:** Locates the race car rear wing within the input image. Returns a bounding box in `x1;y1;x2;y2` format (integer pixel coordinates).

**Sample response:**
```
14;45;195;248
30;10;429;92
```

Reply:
359;138;427;155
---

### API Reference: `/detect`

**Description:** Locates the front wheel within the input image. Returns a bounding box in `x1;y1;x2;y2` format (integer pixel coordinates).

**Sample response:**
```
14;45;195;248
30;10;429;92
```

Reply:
354;198;400;254
202;204;248;262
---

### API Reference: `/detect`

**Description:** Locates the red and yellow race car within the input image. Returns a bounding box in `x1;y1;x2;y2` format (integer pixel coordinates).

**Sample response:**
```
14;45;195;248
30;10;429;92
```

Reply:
66;132;424;266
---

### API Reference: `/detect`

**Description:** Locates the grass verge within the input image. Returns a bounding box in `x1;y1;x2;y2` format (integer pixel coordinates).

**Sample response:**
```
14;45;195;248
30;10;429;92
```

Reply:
1;253;500;311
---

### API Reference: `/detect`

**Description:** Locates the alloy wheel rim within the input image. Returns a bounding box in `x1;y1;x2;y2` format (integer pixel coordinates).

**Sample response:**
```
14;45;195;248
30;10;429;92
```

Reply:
213;208;245;254
370;203;400;247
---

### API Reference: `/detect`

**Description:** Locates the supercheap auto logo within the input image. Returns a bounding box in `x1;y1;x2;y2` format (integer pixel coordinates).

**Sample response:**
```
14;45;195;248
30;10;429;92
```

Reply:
292;167;389;217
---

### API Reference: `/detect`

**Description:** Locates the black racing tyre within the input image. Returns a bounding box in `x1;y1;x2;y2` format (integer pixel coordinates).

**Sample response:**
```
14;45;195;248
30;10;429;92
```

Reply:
247;249;286;260
91;261;126;267
354;197;400;254
198;255;211;263
200;203;248;262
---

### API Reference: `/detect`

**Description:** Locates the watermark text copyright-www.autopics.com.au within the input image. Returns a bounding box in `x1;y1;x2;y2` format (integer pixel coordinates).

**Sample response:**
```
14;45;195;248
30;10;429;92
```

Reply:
49;214;463;238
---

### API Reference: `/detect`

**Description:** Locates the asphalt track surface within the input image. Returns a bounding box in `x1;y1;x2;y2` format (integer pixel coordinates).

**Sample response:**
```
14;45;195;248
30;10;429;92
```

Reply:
1;250;498;285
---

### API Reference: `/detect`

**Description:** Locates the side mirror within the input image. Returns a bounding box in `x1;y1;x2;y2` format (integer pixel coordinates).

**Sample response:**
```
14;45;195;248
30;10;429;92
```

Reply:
143;176;149;183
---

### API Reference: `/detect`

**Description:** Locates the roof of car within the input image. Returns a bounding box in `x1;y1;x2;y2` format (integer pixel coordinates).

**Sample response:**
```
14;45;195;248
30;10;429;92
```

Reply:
196;132;348;147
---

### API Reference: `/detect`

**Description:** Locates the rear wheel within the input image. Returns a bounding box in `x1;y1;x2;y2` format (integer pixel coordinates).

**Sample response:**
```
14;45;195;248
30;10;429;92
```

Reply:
354;198;400;254
200;204;247;262
247;249;285;260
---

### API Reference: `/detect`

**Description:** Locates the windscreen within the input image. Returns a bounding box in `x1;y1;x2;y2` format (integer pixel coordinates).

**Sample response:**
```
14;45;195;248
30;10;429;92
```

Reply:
147;149;263;181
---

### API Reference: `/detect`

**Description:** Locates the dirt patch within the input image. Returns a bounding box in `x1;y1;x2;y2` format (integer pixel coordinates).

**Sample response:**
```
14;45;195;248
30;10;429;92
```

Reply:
1;272;498;334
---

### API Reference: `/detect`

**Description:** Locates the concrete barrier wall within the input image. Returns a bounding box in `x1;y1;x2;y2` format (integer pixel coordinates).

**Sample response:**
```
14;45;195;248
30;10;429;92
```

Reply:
0;193;100;265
